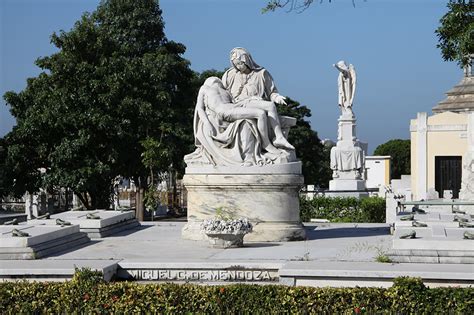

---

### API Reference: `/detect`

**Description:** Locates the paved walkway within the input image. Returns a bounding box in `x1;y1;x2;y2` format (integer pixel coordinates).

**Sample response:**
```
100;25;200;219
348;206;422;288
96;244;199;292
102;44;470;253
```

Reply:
1;222;473;287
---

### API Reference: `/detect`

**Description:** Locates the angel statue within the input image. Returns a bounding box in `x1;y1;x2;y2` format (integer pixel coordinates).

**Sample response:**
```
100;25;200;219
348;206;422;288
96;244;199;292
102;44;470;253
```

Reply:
334;60;356;116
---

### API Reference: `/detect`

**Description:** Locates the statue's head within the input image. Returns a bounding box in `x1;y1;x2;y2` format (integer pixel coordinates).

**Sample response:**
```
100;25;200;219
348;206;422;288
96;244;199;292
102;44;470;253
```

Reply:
334;60;348;72
230;47;261;73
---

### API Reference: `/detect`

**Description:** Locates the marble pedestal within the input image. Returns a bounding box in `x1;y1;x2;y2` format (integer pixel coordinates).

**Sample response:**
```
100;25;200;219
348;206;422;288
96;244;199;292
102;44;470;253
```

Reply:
328;179;368;198
182;162;306;242
328;113;367;198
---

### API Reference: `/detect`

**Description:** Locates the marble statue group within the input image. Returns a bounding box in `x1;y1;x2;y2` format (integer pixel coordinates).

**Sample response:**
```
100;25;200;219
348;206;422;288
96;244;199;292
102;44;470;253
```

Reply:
184;47;296;167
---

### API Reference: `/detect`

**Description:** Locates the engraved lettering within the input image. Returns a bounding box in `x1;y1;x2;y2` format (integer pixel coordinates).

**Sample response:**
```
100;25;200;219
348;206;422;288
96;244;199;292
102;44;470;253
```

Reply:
123;269;277;282
219;270;227;280
128;270;138;279
245;271;253;280
159;270;168;280
190;271;198;280
142;270;151;280
209;270;219;280
261;271;271;280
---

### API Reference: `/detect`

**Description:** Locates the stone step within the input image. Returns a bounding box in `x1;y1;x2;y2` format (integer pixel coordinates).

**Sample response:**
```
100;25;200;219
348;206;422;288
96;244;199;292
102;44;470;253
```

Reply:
0;259;118;281
396;212;472;222
394;226;474;239
401;204;473;214
395;221;460;228
387;250;474;264
278;261;474;286
81;218;140;238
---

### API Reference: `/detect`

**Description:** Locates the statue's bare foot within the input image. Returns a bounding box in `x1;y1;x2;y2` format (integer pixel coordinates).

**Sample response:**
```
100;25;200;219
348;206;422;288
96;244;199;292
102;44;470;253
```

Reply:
264;144;281;154
273;137;295;150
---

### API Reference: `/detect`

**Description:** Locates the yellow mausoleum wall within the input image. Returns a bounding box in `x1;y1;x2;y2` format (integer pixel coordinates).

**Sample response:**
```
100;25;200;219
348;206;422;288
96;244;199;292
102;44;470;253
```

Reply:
410;112;469;200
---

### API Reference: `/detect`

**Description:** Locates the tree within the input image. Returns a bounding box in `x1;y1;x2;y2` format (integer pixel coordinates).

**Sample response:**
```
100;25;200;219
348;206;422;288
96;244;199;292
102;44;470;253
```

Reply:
436;0;474;68
276;98;332;187
0;139;6;197
374;139;411;180
3;0;194;211
262;0;355;13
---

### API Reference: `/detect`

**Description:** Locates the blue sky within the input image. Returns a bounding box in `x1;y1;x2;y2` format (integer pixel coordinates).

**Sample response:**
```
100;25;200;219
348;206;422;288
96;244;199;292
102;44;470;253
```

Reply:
0;0;462;153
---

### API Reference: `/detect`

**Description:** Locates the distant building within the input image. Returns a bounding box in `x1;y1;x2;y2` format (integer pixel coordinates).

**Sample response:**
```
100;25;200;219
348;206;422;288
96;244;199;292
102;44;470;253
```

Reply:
365;156;391;189
411;69;474;200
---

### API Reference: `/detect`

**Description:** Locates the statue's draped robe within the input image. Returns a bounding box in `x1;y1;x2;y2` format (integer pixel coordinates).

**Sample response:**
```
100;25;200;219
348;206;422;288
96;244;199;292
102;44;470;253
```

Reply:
184;67;285;166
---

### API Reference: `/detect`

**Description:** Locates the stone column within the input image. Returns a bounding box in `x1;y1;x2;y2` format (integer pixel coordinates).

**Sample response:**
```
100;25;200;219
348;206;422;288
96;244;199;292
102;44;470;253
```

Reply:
415;112;428;200
460;112;474;213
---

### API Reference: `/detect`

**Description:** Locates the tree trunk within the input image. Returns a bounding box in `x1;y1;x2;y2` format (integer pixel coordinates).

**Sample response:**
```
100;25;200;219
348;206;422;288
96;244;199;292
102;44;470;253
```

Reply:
136;187;145;221
73;191;90;209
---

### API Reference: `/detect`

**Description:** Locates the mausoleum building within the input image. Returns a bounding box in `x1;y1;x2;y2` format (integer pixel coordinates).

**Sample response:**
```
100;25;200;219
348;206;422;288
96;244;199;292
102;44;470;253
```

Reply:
410;72;474;200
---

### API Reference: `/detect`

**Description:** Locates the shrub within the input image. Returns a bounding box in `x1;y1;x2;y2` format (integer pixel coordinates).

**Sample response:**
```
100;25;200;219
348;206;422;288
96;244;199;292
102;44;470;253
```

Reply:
300;196;385;223
0;274;472;314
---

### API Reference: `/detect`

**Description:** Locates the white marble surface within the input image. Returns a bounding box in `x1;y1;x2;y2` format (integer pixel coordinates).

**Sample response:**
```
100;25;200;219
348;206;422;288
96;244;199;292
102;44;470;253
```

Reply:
328;179;368;198
35;210;136;229
0;225;79;247
185;161;301;174
185;47;297;168
182;173;305;242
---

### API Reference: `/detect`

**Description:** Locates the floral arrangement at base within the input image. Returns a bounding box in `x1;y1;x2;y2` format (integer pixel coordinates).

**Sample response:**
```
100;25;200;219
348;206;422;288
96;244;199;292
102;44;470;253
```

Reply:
201;217;253;248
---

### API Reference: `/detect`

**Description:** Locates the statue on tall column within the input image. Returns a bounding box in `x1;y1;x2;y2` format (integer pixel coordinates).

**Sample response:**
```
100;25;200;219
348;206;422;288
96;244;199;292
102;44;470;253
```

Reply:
334;60;356;116
330;60;364;180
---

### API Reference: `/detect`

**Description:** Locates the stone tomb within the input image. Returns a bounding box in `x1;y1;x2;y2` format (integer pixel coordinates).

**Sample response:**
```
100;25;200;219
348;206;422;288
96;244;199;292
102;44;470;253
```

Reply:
29;210;139;238
0;224;89;260
388;210;474;264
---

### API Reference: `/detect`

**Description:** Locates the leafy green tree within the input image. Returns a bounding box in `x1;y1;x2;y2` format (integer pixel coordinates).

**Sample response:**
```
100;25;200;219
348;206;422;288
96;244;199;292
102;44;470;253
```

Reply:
374;139;411;180
3;0;194;211
277;98;331;187
0;139;6;197
436;0;474;68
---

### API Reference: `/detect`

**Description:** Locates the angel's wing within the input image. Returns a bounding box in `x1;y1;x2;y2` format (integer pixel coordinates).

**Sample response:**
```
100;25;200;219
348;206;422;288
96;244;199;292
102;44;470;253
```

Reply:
349;64;356;106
